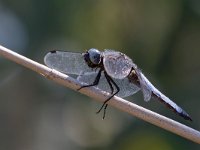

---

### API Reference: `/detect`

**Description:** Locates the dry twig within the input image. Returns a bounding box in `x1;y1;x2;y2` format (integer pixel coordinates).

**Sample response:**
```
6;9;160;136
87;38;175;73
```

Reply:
0;45;200;144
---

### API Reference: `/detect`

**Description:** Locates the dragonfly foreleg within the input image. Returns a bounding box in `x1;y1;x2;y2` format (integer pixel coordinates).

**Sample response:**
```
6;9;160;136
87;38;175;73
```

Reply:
77;69;102;90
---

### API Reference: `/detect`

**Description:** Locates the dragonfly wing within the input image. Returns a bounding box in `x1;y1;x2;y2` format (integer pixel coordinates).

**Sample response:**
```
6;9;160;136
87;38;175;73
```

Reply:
77;72;140;98
44;51;95;75
102;50;133;79
135;69;152;101
134;68;192;120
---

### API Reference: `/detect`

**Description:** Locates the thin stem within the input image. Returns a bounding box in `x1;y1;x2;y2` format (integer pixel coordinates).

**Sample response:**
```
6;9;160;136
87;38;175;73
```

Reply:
0;45;200;144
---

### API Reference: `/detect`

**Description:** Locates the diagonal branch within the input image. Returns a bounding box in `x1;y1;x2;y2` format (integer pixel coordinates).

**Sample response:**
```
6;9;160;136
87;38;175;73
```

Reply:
0;45;200;144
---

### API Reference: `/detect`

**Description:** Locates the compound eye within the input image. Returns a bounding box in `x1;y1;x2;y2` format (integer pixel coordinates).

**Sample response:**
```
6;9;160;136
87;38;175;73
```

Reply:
88;48;101;65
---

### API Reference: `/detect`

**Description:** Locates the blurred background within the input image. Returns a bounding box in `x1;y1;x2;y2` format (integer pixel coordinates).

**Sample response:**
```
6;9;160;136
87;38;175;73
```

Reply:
0;0;200;149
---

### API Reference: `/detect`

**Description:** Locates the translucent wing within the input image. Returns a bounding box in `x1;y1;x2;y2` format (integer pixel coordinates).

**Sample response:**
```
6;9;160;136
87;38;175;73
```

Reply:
44;51;95;75
135;69;152;101
77;72;140;98
133;68;191;120
103;50;133;79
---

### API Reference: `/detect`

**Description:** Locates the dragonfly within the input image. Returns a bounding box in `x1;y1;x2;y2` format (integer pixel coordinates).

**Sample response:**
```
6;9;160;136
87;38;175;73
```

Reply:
44;48;192;121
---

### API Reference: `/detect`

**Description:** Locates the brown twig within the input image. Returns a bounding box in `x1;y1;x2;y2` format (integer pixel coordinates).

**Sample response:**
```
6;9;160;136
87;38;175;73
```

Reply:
0;45;200;144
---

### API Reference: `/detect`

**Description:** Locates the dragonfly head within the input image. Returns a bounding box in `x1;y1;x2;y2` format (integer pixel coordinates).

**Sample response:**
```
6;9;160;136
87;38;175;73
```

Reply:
84;48;102;67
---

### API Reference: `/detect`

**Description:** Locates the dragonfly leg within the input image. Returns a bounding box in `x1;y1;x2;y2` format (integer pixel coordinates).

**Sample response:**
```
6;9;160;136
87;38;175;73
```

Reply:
104;73;114;94
77;69;102;90
96;72;120;119
103;104;108;119
96;72;114;115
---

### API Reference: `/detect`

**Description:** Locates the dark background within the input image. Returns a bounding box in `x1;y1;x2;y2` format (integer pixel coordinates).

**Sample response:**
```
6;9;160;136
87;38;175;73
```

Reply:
0;0;200;149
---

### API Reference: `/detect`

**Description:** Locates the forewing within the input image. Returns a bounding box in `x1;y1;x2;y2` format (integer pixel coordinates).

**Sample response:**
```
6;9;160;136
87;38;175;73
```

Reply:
44;51;95;75
77;72;140;98
103;50;133;79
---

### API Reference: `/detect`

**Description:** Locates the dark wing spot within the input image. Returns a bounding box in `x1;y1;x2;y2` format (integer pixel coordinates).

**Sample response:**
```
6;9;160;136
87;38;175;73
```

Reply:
50;50;57;53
